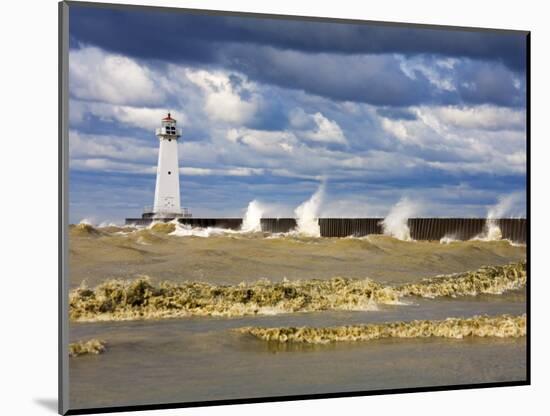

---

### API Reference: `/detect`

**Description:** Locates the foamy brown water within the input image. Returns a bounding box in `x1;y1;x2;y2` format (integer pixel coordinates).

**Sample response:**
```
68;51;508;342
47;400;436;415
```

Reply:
67;223;527;410
69;262;525;322
69;223;526;287
69;339;106;357
69;292;527;409
238;314;526;343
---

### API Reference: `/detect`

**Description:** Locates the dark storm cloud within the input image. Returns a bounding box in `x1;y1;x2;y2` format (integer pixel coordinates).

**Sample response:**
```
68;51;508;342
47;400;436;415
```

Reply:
224;47;434;106
223;18;526;71
223;45;525;107
455;62;525;107
69;5;527;108
69;5;526;70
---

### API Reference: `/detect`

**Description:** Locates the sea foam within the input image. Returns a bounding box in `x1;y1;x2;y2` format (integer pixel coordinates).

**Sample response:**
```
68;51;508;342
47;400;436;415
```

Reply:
69;262;526;322
241;200;265;233
380;197;418;241
238;314;526;344
294;184;324;237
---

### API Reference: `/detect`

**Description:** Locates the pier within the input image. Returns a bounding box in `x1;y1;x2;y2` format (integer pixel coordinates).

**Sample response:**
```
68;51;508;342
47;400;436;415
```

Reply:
124;217;527;243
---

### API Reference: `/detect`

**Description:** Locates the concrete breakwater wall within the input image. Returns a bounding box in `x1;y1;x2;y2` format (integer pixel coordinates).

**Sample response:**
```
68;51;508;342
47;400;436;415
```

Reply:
124;217;527;243
409;218;527;242
261;218;526;242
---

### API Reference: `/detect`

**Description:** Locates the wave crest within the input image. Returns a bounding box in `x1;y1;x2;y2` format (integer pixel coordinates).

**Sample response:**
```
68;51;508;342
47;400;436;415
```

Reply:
398;262;526;298
237;314;526;344
70;223;103;237
69;262;526;322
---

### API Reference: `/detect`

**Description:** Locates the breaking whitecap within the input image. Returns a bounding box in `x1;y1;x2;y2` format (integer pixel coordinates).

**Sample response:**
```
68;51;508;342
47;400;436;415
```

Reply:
69;262;526;322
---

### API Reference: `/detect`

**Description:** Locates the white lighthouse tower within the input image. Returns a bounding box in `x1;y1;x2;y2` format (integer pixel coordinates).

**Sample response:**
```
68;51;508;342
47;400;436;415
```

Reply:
152;113;183;218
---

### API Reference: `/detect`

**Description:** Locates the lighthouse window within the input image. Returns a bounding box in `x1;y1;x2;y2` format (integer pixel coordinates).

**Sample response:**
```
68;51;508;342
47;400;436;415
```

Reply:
168;171;172;175
168;139;172;142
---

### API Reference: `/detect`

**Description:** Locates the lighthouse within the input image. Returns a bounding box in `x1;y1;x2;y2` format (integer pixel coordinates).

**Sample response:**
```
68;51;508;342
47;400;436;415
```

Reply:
151;113;183;218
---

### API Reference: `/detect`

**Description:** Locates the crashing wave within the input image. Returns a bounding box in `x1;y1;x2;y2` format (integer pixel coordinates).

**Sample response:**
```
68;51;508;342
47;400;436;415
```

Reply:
148;221;177;234
237;314;526;344
397;262;526;298
169;223;240;237
69;262;526;322
70;223;103;237
69;276;397;322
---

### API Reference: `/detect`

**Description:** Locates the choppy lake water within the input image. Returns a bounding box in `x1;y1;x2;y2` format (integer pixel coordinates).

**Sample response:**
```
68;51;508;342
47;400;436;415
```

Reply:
67;224;527;411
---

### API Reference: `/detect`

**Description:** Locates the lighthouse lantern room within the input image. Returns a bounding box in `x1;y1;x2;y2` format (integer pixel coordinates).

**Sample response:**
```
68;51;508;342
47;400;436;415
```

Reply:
151;113;183;218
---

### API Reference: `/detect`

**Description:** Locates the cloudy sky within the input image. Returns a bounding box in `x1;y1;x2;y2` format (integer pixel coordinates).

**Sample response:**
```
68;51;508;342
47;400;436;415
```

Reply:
68;4;527;224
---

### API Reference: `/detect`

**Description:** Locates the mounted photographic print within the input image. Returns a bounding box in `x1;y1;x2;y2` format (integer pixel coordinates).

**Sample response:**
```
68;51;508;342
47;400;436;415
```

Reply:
59;1;530;414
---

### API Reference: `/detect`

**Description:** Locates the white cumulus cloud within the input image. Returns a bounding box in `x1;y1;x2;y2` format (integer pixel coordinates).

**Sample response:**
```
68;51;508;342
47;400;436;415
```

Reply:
226;128;297;155
303;112;347;144
70;47;164;106
185;69;262;124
